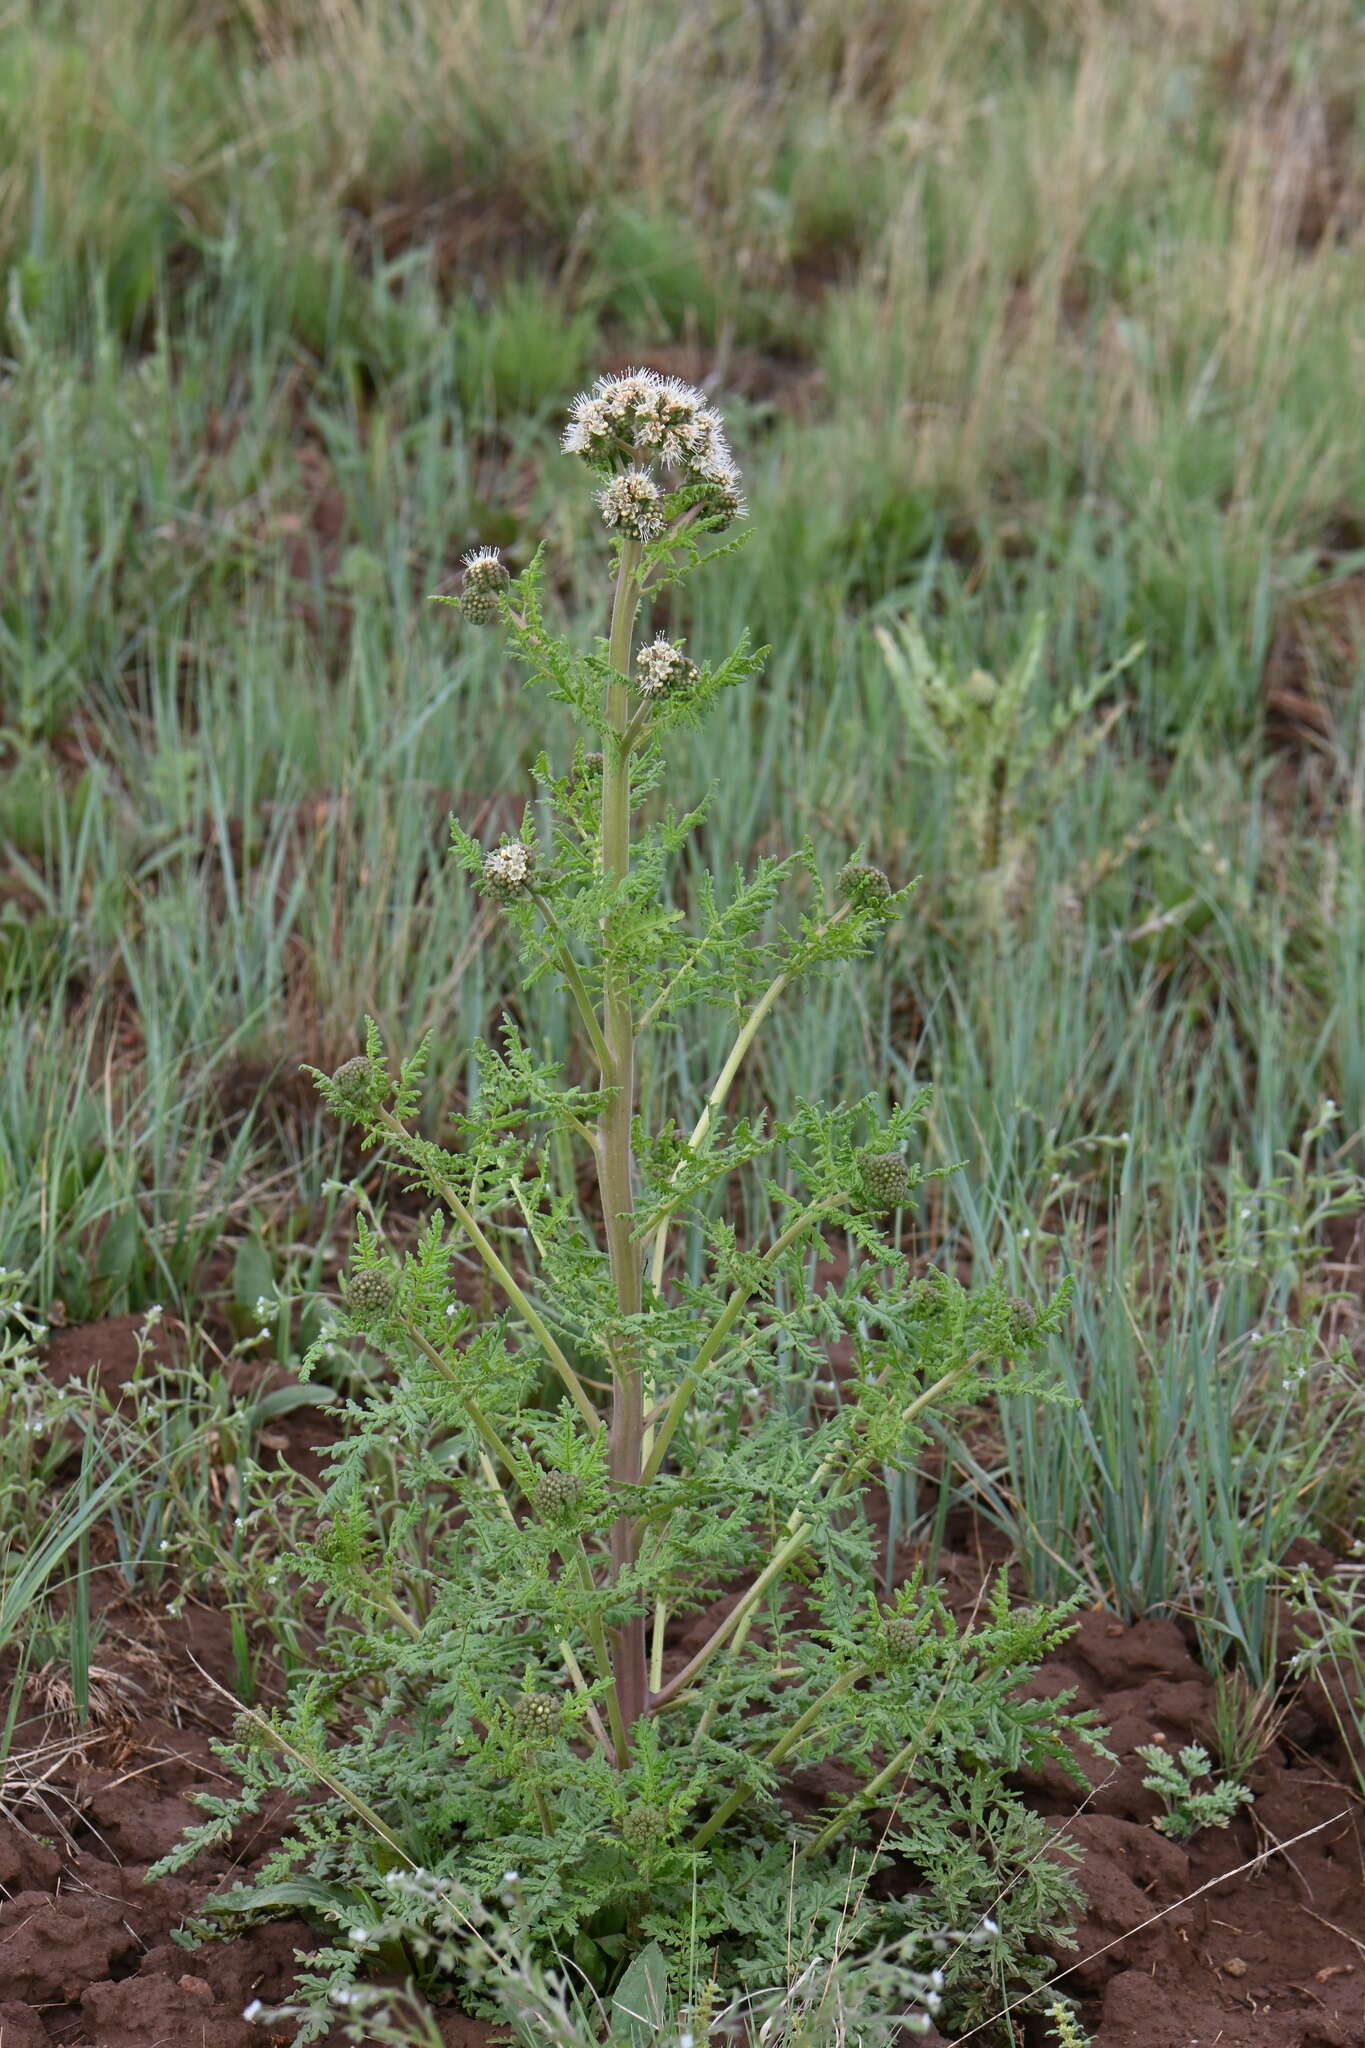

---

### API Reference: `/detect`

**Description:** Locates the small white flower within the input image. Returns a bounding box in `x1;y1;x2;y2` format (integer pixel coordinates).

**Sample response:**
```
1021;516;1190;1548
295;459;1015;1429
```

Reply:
597;467;665;543
635;635;697;698
243;1999;264;2023
349;1926;372;1946
482;841;536;902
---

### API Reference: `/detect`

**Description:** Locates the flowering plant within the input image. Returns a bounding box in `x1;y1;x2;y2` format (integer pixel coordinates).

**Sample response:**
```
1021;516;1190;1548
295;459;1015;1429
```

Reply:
159;370;1094;2040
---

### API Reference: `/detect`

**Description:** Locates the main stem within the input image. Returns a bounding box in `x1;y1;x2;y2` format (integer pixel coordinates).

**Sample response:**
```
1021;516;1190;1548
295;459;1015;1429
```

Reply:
600;535;646;1751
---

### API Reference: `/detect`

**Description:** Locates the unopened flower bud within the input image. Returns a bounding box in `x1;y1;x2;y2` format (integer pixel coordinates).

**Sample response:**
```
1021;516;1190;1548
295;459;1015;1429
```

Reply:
598;468;665;543
857;1151;913;1212
481;841;536;903
513;1691;562;1742
535;1470;584;1521
345;1268;396;1323
231;1711;274;1753
837;861;893;910
621;1803;670;1854
635;636;698;700
459;547;509;624
880;1613;920;1665
1008;1298;1038;1342
330;1056;378;1108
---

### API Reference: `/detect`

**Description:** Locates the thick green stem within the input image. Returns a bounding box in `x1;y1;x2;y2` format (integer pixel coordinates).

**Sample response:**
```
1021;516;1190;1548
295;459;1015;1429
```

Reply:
575;1540;630;1766
599;536;647;1749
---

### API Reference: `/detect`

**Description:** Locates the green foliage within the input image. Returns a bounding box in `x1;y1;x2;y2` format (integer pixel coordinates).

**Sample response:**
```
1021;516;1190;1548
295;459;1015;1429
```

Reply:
158;377;1091;2038
1281;1564;1365;1802
1136;1742;1253;1842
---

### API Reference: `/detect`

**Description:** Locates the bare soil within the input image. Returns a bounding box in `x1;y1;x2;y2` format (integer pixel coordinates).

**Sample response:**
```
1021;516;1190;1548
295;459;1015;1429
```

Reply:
4;1317;1363;2047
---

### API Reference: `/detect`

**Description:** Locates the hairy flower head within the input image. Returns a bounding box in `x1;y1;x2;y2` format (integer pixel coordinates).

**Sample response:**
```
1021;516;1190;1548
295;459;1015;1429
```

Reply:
621;1802;670;1855
481;841;536;903
564;367;742;502
697;452;748;527
597;468;665;543
635;635;698;700
459;546;509;624
880;1613;922;1666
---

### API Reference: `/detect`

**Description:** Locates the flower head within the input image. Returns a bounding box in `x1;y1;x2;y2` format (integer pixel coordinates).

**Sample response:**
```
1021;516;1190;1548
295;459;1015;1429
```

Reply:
597;467;665;543
512;1690;562;1742
564;367;742;503
481;841;536;903
635;635;698;700
345;1268;396;1324
330;1055;380;1109
460;546;509;624
837;861;893;910
856;1151;914;1212
535;1470;584;1522
621;1802;670;1855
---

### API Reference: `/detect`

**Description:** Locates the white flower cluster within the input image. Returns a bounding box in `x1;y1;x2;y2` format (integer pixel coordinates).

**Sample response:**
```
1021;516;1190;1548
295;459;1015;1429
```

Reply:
597;467;665;542
635;635;698;699
564;367;746;523
482;841;535;902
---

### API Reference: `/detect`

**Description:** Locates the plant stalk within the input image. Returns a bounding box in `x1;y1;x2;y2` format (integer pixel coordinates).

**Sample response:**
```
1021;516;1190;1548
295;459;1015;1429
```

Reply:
599;536;647;1750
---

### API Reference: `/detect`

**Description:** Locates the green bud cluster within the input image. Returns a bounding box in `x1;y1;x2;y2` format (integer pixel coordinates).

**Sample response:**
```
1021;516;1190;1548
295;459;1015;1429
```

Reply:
330;1056;378;1108
459;547;509;624
345;1268;396;1324
621;1802;670;1854
231;1710;274;1754
1008;1297;1038;1341
513;1691;562;1742
837;861;893;910
856;1150;913;1212
880;1613;922;1665
534;1470;584;1522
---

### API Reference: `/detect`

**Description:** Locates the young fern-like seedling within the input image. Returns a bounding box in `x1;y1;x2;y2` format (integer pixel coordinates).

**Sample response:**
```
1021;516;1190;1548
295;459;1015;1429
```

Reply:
160;372;1096;2037
1136;1741;1253;1841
